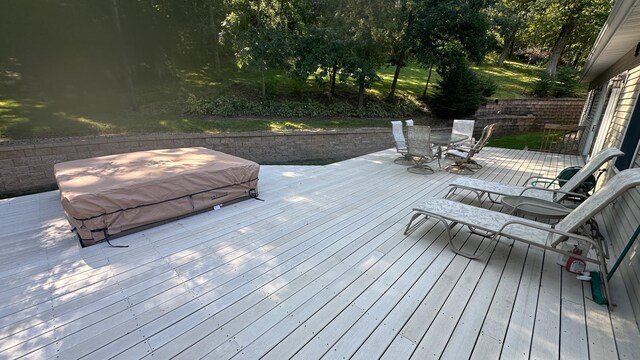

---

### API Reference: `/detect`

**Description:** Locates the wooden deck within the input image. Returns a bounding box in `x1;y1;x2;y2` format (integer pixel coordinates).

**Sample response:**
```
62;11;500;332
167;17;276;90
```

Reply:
1;147;639;359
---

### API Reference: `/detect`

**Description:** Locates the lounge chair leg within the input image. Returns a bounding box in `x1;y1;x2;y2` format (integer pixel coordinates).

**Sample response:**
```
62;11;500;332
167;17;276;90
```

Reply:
602;269;614;307
487;193;502;204
422;213;491;259
473;190;485;203
404;212;427;235
445;186;457;199
467;225;495;238
457;233;501;260
596;247;614;306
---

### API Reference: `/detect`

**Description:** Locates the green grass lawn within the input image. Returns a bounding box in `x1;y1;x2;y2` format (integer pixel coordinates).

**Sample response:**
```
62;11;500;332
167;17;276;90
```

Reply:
0;56;585;140
489;131;567;150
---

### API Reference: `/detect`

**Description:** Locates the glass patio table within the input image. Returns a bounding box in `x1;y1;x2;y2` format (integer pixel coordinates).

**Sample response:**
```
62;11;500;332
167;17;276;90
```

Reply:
430;132;469;165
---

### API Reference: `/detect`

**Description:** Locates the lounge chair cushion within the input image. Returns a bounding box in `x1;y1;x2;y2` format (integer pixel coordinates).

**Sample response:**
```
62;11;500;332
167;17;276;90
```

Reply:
447;148;624;203
449;177;555;201
413;198;552;242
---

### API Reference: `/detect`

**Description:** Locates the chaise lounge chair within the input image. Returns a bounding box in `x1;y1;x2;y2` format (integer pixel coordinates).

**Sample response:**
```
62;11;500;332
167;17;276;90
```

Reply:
404;168;640;305
445;147;624;203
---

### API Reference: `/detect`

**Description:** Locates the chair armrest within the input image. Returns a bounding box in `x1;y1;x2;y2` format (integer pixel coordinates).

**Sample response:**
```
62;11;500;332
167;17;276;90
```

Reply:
518;186;588;201
496;220;604;264
523;175;561;188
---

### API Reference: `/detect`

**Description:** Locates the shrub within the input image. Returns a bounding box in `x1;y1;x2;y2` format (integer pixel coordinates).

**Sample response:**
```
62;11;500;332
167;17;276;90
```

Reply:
183;95;422;118
532;72;554;97
553;66;579;97
429;57;486;119
478;76;497;98
531;67;579;98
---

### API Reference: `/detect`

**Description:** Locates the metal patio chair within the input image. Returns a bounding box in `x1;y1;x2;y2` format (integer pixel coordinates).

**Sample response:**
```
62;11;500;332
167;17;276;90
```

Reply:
391;120;413;165
406;125;437;174
451;119;475;148
445;123;496;174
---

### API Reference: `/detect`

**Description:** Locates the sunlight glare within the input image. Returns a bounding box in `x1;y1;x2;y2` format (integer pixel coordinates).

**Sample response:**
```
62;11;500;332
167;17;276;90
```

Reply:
54;112;115;131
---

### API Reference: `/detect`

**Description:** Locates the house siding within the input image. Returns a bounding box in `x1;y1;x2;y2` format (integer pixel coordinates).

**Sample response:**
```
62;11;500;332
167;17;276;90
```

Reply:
601;187;640;320
603;67;640;150
595;63;640;326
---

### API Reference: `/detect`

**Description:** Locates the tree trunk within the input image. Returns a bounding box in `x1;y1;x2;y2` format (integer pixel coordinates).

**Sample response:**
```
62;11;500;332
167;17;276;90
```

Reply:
208;0;221;72
330;63;338;95
387;48;405;101
546;0;586;77
387;10;413;101
358;81;365;108
421;63;433;98
261;68;266;99
546;22;575;76
571;50;583;68
497;28;517;66
111;0;138;111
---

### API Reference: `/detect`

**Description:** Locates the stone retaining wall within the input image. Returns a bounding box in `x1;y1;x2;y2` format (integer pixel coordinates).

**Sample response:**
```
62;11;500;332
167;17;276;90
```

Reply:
0;98;586;197
474;98;585;126
0;129;394;197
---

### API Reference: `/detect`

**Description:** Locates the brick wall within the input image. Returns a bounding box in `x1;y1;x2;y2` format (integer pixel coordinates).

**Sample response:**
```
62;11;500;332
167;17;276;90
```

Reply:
0;99;586;198
0;129;394;197
474;98;585;126
468;98;585;140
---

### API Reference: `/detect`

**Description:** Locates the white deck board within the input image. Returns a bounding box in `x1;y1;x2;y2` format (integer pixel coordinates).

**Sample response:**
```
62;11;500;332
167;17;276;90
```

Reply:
1;147;639;359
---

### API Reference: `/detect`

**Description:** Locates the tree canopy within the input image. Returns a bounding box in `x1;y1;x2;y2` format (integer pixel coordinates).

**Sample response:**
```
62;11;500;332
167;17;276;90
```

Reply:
0;0;612;114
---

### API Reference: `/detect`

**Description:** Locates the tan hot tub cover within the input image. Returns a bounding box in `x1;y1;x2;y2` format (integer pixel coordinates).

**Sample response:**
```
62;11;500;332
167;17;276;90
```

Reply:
54;147;260;246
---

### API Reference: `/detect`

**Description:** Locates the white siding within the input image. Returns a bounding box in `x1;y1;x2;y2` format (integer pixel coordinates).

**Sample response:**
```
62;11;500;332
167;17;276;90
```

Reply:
597;63;640;328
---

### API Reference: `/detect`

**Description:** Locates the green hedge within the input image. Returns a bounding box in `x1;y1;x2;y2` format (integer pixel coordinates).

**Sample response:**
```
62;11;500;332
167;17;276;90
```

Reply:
184;95;423;118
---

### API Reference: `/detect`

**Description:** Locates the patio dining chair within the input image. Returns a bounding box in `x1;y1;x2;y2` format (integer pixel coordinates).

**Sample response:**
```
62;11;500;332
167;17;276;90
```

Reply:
451;119;475;148
406;125;437;174
445;123;496;174
446;147;624;203
404;167;640;306
391;120;412;165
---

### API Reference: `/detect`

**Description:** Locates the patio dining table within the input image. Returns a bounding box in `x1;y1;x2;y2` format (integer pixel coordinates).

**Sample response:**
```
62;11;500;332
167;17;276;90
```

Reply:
430;132;469;166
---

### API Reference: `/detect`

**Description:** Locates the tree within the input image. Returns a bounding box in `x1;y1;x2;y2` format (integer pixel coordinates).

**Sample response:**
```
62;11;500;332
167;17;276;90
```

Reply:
490;0;537;66
386;1;413;101
518;0;611;74
339;0;394;107
410;0;493;98
208;0;226;72
429;44;488;118
287;0;351;96
111;0;138;111
545;1;587;75
225;0;293;98
288;0;392;107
